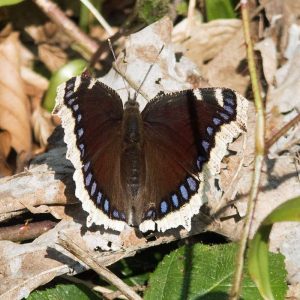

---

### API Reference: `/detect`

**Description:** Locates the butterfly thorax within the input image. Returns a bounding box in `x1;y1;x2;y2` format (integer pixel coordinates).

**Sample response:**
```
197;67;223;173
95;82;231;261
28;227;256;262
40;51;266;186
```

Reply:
120;101;146;210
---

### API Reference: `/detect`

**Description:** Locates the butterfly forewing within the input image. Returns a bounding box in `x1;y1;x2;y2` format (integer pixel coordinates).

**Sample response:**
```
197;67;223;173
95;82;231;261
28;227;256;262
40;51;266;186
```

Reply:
62;75;128;222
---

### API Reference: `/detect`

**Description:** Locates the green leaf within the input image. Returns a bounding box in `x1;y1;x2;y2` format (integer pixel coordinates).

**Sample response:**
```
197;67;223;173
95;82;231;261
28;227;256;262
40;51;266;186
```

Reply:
248;196;300;300
27;283;99;300
43;59;87;112
137;0;170;24
0;0;24;7
205;0;236;21
145;243;287;300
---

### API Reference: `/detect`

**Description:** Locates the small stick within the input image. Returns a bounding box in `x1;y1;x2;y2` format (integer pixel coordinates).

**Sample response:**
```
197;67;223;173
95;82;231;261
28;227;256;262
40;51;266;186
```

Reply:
229;1;266;299
33;0;98;55
58;234;143;300
265;112;300;152
0;220;56;242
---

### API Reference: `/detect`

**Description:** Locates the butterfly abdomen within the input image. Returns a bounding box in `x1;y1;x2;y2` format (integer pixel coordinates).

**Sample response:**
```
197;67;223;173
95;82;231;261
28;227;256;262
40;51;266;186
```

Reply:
120;103;146;201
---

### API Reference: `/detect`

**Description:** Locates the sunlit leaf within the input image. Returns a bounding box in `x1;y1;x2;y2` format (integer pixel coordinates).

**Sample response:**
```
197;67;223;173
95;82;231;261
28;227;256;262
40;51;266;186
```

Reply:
43;59;87;112
205;0;236;21
248;196;300;300
0;0;24;7
145;243;286;300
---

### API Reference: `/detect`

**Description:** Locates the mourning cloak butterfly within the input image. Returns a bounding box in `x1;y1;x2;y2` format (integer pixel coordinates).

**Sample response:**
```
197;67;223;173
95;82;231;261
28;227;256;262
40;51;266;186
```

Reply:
54;73;247;232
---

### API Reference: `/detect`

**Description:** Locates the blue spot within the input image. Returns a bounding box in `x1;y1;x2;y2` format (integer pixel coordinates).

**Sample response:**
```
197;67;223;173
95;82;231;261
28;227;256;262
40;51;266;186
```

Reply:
77;114;82;122
187;177;197;192
197;155;206;170
83;161;90;172
180;185;189;200
219;112;229;120
73;104;79;111
66;82;74;90
79;144;85;157
91;182;96;196
224;105;234;115
213;117;221;125
85;173;92;186
146;209;154;218
120;212;126;220
113;209;119;219
160;201;168;214
78;128;84;138
65;90;73;99
104;199;110;212
68;98;75;105
225;97;235;106
207;126;214;136
202;140;210;152
97;192;102;205
171;194;179;208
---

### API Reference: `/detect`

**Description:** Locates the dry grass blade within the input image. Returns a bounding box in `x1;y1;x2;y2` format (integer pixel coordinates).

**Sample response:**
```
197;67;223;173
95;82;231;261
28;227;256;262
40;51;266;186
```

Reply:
230;1;266;299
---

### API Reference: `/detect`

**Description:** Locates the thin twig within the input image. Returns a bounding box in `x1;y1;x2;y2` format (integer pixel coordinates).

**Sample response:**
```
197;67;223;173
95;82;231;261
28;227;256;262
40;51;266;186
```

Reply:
58;233;143;300
79;0;114;36
32;0;98;56
265;112;300;152
229;1;265;299
0;220;56;242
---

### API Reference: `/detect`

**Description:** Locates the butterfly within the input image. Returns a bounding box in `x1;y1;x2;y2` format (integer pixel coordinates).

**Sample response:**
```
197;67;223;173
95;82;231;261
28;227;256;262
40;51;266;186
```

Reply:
54;71;248;232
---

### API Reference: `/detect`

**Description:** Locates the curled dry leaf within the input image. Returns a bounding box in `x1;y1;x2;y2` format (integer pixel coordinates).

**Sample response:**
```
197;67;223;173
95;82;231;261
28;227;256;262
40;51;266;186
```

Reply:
0;32;32;169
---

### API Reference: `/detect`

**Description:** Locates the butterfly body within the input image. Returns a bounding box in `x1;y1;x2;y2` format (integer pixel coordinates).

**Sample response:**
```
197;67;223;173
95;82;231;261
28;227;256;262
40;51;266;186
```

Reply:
54;73;248;232
120;100;146;226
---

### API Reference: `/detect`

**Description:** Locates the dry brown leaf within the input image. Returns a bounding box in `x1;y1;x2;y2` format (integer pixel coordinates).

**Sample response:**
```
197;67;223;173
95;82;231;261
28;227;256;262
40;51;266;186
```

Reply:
0;33;32;163
20;66;49;97
255;37;277;85
173;18;242;67
202;28;249;94
38;44;67;72
32;107;55;148
0;130;12;177
25;22;70;72
261;0;300;53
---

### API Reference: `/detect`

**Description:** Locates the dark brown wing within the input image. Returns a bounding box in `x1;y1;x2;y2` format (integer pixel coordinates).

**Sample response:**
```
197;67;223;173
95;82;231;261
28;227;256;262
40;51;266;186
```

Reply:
58;74;128;229
139;88;240;231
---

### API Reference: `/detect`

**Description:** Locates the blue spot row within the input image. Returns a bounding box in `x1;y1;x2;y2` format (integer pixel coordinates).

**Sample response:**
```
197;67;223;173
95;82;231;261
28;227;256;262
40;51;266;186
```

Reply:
222;89;236;107
81;160;126;221
157;176;199;216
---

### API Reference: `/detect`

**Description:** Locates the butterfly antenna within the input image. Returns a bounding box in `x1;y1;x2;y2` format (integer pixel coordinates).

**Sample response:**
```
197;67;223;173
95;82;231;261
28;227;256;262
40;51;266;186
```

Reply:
134;45;165;101
108;38;131;100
